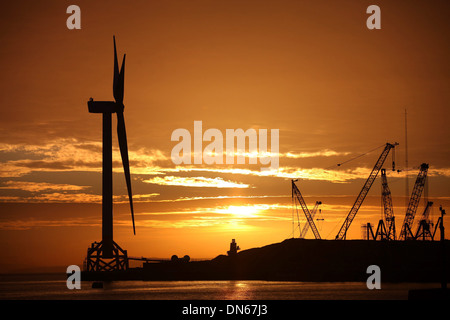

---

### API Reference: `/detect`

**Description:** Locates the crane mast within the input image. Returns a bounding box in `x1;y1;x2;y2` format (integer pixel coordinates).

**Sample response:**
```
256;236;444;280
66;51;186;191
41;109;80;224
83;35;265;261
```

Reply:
381;168;396;240
292;180;321;240
299;201;322;238
399;163;429;240
335;142;398;240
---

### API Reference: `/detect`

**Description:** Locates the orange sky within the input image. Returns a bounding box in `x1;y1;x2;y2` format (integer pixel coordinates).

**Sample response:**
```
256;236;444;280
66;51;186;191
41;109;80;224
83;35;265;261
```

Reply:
0;0;449;273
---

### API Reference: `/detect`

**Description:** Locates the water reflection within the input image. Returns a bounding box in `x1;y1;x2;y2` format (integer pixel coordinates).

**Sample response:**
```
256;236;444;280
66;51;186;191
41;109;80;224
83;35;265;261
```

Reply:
0;274;442;300
220;281;254;300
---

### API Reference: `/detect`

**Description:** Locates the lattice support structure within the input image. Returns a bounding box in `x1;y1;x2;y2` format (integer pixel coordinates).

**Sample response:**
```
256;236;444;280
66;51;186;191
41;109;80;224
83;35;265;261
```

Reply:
414;201;434;241
415;220;434;241
85;241;129;272
364;220;389;241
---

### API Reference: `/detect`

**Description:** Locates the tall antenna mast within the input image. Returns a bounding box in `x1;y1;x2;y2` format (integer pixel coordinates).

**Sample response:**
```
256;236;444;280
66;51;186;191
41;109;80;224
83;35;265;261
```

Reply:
405;108;409;210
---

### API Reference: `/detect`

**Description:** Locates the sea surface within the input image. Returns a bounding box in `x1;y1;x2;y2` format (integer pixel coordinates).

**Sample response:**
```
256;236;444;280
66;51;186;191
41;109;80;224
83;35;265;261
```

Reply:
0;273;441;300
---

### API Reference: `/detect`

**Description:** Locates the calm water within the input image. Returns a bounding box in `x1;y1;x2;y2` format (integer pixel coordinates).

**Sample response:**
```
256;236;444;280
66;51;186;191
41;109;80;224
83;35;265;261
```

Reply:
0;273;440;300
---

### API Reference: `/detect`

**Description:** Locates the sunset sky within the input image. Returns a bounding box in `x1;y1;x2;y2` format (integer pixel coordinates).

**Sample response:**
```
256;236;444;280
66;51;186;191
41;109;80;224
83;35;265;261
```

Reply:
0;0;449;273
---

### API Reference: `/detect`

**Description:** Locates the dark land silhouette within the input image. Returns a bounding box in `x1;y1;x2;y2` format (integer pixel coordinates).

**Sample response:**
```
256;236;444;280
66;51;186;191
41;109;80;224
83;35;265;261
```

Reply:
81;238;450;283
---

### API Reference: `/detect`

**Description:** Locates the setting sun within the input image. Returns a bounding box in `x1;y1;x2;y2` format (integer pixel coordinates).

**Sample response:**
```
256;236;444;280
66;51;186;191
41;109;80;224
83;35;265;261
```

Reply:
215;205;261;218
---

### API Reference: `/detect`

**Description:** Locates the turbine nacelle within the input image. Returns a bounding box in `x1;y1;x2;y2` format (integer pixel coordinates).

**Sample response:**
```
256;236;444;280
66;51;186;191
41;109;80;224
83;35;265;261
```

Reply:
88;100;124;114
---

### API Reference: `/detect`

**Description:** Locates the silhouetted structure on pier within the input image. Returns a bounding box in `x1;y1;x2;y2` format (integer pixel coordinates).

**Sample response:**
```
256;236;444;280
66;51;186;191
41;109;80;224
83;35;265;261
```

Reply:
227;239;240;257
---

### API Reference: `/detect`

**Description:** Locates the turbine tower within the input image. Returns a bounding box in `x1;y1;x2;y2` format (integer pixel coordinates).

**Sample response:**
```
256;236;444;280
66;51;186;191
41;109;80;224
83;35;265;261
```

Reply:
84;36;135;272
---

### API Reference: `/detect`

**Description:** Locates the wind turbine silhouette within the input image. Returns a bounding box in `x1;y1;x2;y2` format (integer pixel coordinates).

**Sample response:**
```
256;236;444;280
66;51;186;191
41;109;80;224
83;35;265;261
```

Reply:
85;36;135;267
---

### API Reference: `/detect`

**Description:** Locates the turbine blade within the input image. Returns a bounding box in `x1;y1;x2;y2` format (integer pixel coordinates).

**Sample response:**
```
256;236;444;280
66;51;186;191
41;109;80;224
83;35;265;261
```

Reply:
113;36;120;102
116;110;135;235
117;54;126;103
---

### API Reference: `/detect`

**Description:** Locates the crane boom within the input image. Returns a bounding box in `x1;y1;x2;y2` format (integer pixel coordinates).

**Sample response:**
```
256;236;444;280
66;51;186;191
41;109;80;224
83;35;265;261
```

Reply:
292;180;321;239
381;168;396;240
335;142;398;240
299;201;322;238
399;163;429;240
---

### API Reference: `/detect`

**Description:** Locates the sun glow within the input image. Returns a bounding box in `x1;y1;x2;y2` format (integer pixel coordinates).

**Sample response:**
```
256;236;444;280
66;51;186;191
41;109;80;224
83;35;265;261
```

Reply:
214;205;262;218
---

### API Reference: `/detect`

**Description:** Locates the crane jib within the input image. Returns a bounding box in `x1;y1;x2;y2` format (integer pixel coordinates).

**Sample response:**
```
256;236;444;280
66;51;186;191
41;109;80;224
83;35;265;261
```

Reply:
399;163;429;240
381;169;396;240
292;180;321;240
335;142;398;240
